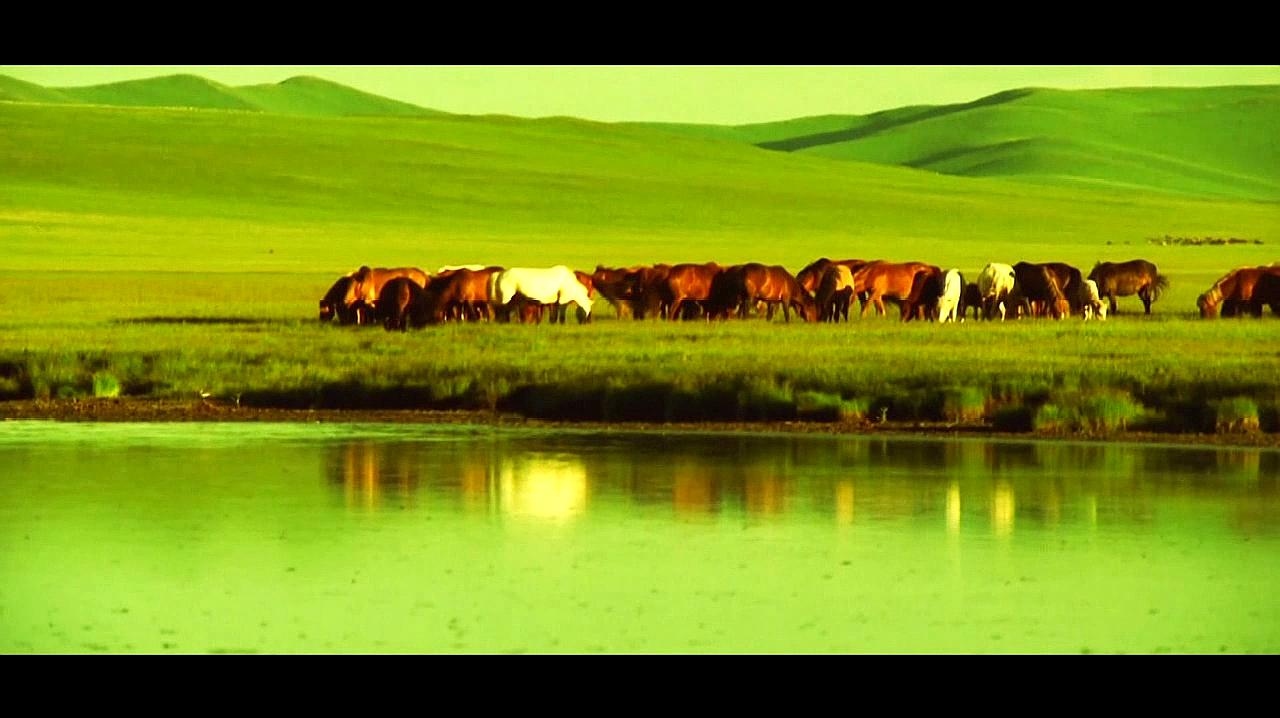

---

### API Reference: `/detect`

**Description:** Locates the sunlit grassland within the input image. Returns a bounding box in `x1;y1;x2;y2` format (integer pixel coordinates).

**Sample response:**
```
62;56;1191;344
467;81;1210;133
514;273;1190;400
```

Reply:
1;100;1278;431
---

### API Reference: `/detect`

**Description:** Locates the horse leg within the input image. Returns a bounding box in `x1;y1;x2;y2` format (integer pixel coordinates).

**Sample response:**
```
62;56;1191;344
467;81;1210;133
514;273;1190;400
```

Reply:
1109;295;1118;316
1140;288;1152;315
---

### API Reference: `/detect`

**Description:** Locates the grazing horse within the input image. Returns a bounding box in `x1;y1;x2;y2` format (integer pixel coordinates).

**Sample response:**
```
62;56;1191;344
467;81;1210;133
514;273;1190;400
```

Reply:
621;264;673;319
1198;266;1280;318
936;269;964;323
373;277;431;331
736;264;817;322
591;265;645;319
1252;272;1280;317
1013;262;1071;319
425;267;503;323
490;266;594;323
348;266;430;309
1039;262;1085;315
797;258;866;294
977;263;1018;320
319;276;371;325
901;266;947;322
1088;260;1169;315
1080;279;1108;321
664;263;725;321
961;282;983;321
815;264;856;322
852;261;937;319
437;264;488;274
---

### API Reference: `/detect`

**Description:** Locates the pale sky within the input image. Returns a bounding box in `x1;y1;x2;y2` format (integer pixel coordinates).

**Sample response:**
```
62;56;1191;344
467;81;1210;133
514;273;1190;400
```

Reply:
2;65;1276;124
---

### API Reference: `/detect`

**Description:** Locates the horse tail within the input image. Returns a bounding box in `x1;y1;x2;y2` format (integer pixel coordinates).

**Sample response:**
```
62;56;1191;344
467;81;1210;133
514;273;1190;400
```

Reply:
1151;274;1170;303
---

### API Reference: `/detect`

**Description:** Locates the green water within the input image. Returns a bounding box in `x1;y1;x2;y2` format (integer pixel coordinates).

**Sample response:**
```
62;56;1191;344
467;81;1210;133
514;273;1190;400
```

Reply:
1;421;1277;654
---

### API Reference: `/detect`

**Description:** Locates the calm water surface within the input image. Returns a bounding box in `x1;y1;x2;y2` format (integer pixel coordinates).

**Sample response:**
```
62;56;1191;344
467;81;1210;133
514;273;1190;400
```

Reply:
1;421;1277;653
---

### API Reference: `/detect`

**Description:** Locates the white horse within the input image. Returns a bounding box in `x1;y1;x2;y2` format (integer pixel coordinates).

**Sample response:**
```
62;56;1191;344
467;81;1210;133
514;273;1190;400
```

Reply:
977;263;1018;320
1081;279;1108;321
490;266;594;321
936;269;963;323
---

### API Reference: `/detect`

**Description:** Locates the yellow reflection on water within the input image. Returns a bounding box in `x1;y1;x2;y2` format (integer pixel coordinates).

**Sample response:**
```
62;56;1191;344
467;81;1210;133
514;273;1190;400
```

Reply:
946;480;961;535
992;480;1015;538
335;441;421;511
835;480;855;525
745;473;786;515
498;454;588;521
673;462;716;515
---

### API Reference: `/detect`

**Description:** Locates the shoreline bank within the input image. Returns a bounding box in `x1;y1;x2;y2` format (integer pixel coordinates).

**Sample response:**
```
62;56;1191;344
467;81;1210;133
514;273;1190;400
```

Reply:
3;398;1278;450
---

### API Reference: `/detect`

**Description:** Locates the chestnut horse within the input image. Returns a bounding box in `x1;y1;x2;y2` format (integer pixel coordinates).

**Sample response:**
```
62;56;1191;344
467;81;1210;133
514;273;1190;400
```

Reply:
852;261;938;319
591;265;645;319
1198;266;1280;318
426;267;503;323
348;266;430;308
621;264;673;319
901;265;947;322
664;263;724;321
1088;260;1169;315
710;264;816;322
797;258;866;294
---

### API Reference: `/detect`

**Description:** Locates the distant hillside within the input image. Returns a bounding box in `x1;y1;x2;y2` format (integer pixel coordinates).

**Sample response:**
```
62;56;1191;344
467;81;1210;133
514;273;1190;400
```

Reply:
634;86;1280;201
0;73;443;118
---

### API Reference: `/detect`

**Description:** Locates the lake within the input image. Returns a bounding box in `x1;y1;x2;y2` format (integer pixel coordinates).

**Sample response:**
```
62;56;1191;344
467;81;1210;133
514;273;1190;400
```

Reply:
1;421;1276;653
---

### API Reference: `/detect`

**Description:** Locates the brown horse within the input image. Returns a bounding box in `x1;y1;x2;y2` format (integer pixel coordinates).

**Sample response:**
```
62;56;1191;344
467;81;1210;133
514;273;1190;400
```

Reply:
348;266;430;308
664;263;724;321
815;264;856;322
962;282;983;321
319;276;371;325
901;265;946;322
1039;262;1085;315
852;261;937;318
425;267;502;323
1198;266;1280;318
1251;272;1280;317
373;277;430;331
1012;262;1071;319
621;264;673;319
796;258;866;294
591;265;645;319
709;264;816;322
1088;260;1169;315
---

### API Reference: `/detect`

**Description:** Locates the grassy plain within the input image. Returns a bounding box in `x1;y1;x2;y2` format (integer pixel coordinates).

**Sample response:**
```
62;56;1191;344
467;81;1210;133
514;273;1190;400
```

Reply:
1;85;1277;433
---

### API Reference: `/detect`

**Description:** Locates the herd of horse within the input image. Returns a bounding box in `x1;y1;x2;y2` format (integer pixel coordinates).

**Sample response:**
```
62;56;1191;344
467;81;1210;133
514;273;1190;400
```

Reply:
317;259;1280;329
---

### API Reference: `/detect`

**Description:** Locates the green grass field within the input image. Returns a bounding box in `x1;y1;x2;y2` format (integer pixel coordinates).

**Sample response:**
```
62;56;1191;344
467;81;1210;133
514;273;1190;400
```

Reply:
1;78;1278;433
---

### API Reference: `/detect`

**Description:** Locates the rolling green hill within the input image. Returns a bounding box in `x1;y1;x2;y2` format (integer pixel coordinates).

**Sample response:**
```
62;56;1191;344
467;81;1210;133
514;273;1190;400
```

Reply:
0;99;1275;277
634;86;1280;201
0;73;441;118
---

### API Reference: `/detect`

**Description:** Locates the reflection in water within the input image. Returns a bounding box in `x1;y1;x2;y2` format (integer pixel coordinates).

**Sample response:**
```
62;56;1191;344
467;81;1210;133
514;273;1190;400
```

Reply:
499;454;588;521
946;481;961;536
992;480;1015;538
319;434;1280;539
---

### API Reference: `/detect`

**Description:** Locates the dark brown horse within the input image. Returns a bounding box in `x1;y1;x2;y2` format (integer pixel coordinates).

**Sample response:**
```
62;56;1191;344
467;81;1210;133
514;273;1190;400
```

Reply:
1198;266;1280;318
373;277;430;331
1039;262;1085;315
962;282;983;321
1012;262;1071;319
591;265;644;319
901;266;946;322
621;264;673;319
815;264;856;322
1251;272;1280;317
1088;260;1169;315
319;276;370;325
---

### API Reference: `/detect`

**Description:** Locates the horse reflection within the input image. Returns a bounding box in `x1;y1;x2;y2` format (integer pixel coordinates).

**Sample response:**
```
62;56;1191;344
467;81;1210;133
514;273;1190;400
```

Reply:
328;441;423;511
